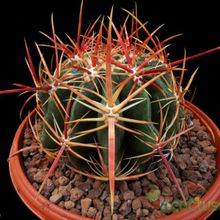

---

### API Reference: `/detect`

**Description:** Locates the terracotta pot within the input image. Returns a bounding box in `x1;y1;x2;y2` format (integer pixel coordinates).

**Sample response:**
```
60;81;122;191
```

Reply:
9;103;220;220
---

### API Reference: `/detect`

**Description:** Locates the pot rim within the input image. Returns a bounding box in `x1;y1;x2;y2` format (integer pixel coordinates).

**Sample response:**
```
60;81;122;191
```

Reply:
9;102;220;220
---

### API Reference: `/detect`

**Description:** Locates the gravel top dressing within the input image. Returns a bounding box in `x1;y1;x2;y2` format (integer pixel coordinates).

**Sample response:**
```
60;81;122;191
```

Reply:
22;114;217;220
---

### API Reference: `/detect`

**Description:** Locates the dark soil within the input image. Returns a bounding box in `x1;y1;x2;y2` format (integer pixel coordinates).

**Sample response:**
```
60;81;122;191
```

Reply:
22;114;217;220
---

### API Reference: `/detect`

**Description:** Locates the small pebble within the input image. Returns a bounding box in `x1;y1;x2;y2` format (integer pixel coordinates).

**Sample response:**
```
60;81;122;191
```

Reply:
81;198;92;216
70;187;84;202
64;200;75;209
132;198;142;211
56;176;69;186
49;193;63;204
86;207;97;218
122;191;135;200
119;201;131;216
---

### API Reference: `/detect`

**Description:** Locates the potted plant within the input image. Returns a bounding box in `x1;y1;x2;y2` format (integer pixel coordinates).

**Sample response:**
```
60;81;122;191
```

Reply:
1;0;220;219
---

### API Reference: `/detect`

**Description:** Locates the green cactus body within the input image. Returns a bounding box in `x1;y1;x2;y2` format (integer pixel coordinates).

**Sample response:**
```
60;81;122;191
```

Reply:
119;79;157;156
39;50;182;172
39;68;76;148
40;87;71;149
67;79;102;168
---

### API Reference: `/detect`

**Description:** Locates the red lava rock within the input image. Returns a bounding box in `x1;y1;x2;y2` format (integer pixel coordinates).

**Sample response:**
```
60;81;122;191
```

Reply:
87;183;106;199
118;215;125;220
78;181;92;192
29;158;41;168
191;147;202;156
142;186;149;194
151;209;166;218
114;195;121;210
58;185;71;197
198;140;211;148
182;170;202;182
197;130;209;141
156;165;168;179
199;160;209;173
54;166;64;178
175;153;190;170
132;198;142;211
151;200;161;209
157;179;166;188
206;155;216;164
126;213;136;219
43;179;55;197
69;207;81;214
118;181;129;193
32;182;39;190
184;181;205;197
162;186;173;196
119;201;132;216
192;119;201;131
95;211;103;220
93;198;104;211
33;169;48;183
75;202;81;210
139;196;154;209
26;167;38;181
190;136;197;142
163;196;174;203
182;183;189;201
87;207;97;218
72;173;83;184
39;158;50;169
52;188;59;195
141;177;151;187
179;160;187;170
197;180;210;189
58;200;65;208
190;156;197;165
103;216;111;220
103;206;111;217
122;190;135;200
203;146;217;154
171;186;179;198
142;208;149;216
146;172;158;183
49;192;63;204
93;180;102;189
112;214;118;220
81;198;92;216
56;176;70;186
131;181;142;196
100;190;108;201
163;177;172;187
148;184;159;190
64;200;75;209
181;148;190;154
136;208;143;218
70;187;84;202
203;172;215;183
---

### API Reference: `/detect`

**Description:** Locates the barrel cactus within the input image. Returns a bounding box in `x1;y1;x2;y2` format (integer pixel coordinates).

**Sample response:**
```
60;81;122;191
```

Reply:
1;0;219;214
